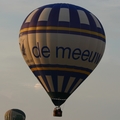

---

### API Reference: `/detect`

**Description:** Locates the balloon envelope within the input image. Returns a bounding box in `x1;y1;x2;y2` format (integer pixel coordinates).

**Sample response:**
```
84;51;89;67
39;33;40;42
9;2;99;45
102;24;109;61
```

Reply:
19;3;106;106
4;109;26;120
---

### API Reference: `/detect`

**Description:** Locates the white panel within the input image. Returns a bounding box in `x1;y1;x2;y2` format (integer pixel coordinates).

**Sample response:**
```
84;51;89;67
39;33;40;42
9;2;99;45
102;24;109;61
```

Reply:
58;76;64;92
77;10;89;24
70;79;83;94
38;8;52;21
90;13;101;28
38;76;49;92
46;75;54;92
65;77;76;93
59;8;70;22
25;9;39;23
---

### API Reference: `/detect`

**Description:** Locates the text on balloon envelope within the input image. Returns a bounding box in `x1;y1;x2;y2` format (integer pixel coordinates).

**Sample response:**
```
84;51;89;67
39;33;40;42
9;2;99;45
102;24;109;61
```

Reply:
32;42;101;64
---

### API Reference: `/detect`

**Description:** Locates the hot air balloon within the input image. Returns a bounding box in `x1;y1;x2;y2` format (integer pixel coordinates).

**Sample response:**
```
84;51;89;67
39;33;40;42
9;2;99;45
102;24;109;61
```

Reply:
4;109;26;120
19;3;106;117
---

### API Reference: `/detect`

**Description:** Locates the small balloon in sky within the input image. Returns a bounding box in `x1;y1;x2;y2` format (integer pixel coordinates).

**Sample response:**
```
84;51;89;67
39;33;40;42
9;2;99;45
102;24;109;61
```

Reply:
4;109;26;120
19;3;106;117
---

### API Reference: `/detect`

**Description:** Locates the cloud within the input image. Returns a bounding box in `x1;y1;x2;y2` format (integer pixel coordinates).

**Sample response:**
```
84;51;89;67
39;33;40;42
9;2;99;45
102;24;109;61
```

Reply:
34;83;42;89
18;82;42;90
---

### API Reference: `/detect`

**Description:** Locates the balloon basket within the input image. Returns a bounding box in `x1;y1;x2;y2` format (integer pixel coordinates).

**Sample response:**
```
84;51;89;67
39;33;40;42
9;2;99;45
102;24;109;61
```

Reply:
53;107;62;117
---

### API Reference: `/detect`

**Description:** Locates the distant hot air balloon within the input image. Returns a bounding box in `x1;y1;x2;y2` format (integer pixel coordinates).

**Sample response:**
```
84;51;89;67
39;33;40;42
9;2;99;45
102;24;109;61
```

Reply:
4;109;26;120
19;3;106;117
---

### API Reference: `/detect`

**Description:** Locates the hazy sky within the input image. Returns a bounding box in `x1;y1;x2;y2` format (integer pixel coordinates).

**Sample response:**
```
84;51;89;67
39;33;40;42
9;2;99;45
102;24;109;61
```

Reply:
1;0;120;120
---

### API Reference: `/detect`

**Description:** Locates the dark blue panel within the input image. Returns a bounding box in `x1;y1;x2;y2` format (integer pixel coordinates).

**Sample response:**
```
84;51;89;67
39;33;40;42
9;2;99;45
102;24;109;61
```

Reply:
69;5;80;28
37;21;48;26
85;11;97;31
61;75;70;92
60;3;69;8
58;21;70;28
51;72;58;92
47;5;60;26
67;77;85;93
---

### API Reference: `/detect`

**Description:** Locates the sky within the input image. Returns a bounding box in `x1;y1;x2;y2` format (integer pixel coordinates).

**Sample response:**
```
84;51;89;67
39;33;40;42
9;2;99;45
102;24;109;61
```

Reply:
0;0;120;120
